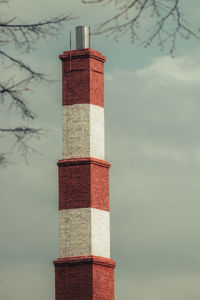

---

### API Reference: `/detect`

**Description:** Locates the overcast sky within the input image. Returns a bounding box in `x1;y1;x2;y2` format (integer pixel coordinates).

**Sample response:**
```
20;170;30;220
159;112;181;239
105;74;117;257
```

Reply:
1;1;200;299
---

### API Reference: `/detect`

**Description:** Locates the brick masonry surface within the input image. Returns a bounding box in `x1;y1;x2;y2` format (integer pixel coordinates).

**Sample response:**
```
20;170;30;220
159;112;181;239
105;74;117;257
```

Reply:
54;256;115;300
58;158;110;211
59;48;106;107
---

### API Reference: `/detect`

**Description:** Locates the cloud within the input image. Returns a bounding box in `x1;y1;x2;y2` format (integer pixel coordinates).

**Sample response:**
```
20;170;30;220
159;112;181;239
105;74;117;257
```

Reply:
116;272;200;300
137;55;200;84
105;54;200;163
0;262;54;300
104;54;200;298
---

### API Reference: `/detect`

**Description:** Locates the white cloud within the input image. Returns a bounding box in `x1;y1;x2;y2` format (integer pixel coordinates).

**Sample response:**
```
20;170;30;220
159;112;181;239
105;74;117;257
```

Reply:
137;55;200;85
105;54;200;167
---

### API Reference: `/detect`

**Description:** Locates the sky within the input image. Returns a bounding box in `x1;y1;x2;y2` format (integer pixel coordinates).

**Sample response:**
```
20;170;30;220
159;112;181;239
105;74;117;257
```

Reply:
1;1;200;299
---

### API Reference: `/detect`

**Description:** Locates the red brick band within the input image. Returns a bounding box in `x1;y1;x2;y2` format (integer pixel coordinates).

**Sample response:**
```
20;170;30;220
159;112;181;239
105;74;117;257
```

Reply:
59;48;106;63
58;158;110;211
54;256;115;300
58;157;110;168
54;255;116;268
59;48;106;107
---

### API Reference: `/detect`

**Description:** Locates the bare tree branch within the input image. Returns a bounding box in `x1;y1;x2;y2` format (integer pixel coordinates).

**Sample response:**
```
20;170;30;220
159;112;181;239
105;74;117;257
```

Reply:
0;127;43;164
0;3;74;165
0;0;8;4
0;14;74;52
83;0;200;53
0;50;46;80
0;153;8;167
0;77;37;120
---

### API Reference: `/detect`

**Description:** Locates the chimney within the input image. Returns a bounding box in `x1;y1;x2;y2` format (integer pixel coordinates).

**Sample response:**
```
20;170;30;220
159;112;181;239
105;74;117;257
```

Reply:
53;26;116;300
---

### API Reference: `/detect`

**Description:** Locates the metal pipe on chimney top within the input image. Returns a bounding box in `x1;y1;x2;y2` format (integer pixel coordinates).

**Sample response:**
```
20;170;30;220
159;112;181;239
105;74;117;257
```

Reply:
76;26;90;49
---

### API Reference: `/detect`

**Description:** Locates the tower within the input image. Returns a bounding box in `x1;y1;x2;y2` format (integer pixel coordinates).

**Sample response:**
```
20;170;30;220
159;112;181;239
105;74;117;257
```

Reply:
54;26;116;300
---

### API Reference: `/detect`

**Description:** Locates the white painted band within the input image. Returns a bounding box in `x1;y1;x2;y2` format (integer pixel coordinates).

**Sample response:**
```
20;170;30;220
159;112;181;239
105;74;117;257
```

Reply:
59;208;110;258
62;104;104;160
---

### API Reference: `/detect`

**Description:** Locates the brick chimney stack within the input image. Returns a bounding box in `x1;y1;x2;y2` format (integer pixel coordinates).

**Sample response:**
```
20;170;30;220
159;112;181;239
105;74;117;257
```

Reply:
54;26;116;300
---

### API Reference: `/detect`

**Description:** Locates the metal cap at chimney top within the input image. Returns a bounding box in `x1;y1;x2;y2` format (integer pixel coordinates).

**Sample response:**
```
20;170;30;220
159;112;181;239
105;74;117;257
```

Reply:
76;26;90;49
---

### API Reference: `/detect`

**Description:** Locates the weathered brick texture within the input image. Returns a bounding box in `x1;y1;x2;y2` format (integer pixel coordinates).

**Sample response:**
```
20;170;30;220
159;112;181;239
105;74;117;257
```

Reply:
54;256;115;300
59;49;106;107
58;158;110;211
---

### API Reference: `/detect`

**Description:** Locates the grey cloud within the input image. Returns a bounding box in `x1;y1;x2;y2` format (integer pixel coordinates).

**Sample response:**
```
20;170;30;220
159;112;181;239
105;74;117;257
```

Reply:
104;56;200;299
